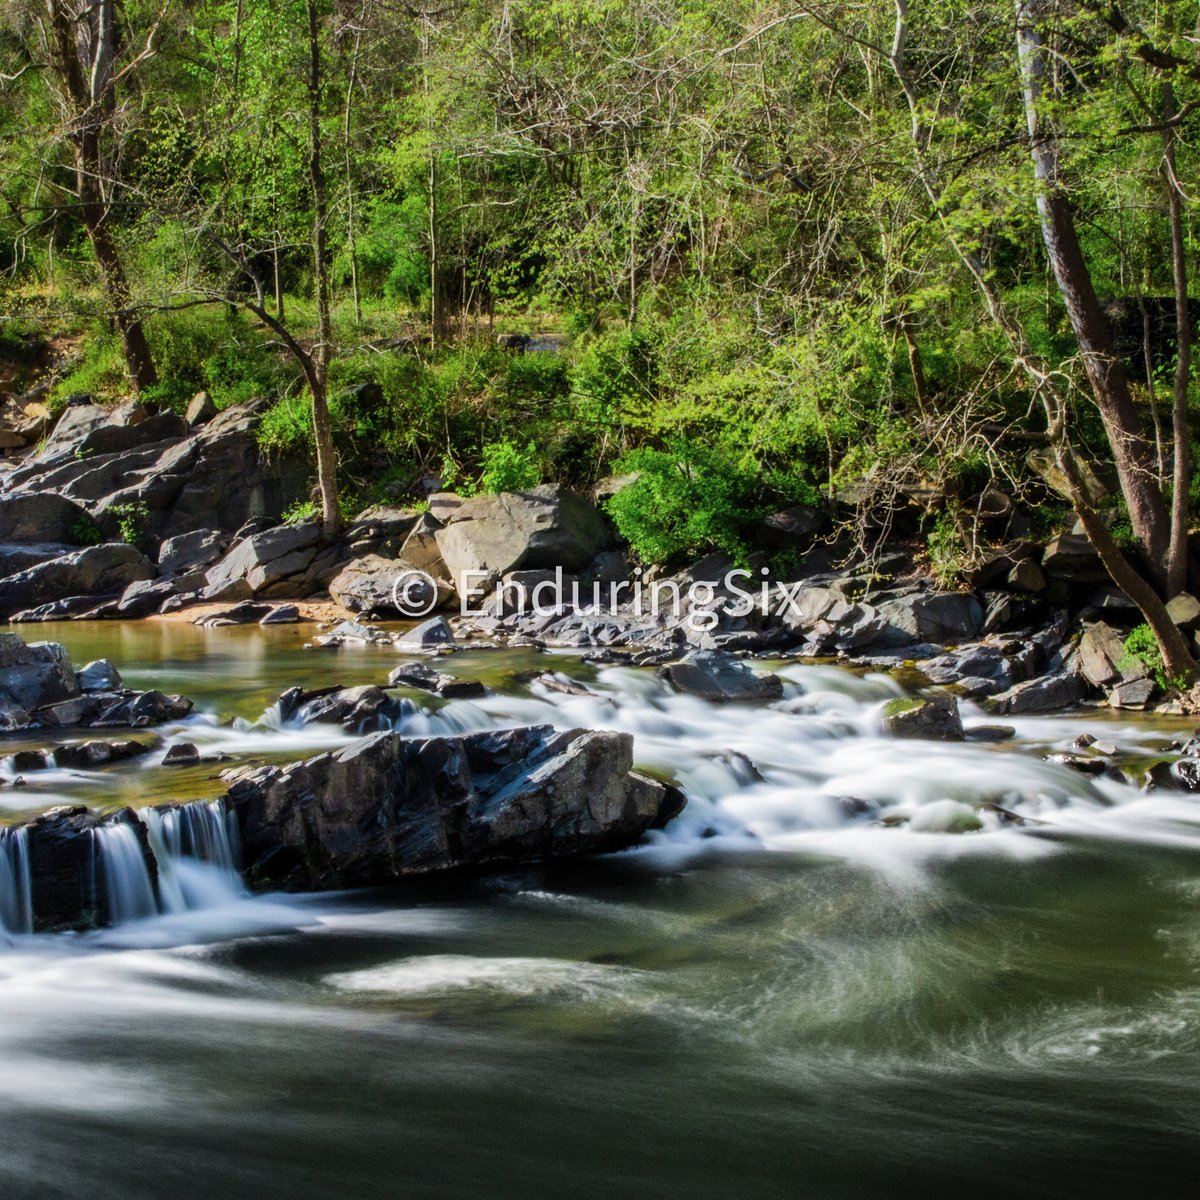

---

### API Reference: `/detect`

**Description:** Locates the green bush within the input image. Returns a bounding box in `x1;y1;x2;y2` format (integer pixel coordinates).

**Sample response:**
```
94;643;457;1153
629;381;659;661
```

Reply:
604;438;769;564
108;501;151;548
1120;624;1183;693
471;439;542;494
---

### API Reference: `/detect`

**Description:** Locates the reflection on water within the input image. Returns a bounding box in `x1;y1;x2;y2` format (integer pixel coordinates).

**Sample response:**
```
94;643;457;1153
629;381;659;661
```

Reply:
0;621;1197;1196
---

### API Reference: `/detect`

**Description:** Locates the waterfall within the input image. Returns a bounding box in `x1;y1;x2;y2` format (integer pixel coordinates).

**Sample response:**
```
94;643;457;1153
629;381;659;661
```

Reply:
0;826;33;935
142;800;245;914
96;822;159;925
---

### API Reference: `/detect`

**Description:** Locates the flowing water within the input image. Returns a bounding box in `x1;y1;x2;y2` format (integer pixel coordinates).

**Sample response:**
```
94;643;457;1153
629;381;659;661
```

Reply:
1;620;1199;1197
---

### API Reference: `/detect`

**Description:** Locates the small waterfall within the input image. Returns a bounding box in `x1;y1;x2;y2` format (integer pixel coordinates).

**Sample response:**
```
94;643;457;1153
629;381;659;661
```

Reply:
0;826;33;935
143;801;244;913
96;822;158;925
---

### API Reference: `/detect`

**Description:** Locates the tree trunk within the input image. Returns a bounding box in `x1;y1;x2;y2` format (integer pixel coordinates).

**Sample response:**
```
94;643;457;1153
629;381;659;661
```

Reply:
46;0;157;394
1016;0;1169;591
306;0;340;538
1162;77;1191;598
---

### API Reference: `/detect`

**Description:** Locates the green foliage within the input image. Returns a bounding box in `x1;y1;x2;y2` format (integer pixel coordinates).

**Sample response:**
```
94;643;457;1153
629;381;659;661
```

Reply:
1120;624;1186;693
108;502;151;548
925;510;968;589
69;517;104;546
469;440;542;494
258;394;314;453
604;439;769;564
282;498;319;525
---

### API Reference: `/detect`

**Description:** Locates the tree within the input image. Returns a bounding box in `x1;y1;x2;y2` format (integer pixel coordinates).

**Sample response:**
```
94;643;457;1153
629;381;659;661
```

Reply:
44;0;158;392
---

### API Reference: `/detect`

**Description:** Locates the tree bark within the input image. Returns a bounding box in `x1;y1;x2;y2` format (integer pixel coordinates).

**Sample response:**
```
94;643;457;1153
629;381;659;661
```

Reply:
306;0;340;537
1016;0;1169;592
46;0;157;394
1162;78;1191;598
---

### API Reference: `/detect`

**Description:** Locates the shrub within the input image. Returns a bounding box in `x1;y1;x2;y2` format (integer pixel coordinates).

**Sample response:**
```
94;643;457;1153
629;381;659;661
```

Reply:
470;439;542;494
604;438;768;564
108;501;151;548
1120;624;1184;693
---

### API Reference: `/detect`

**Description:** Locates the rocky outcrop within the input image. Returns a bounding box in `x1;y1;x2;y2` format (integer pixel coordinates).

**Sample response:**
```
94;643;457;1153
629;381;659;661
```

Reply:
223;724;685;891
388;662;486;698
200;522;345;601
0;633;191;730
0;806;157;933
274;684;412;731
0;543;154;619
328;554;454;615
0;399;308;542
434;484;614;586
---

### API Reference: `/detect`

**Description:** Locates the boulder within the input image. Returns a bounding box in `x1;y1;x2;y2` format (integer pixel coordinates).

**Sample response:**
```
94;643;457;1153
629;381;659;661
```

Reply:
328;554;452;616
1146;757;1200;792
157;528;227;576
76;659;122;692
1007;558;1046;593
201;523;323;600
161;742;200;767
0;493;92;545
1167;592;1200;631
394;616;455;648
223;725;686;891
875;592;983;647
185;391;218;425
0;633;81;710
53;739;150;769
988;663;1087;714
2;805;157;933
261;604;301;625
434;484;613;586
388;662;486;699
1078;622;1127;688
275;684;410;731
1109;677;1156;710
0;543;155;619
881;695;964;740
90;690;193;728
0;543;75;579
193;600;273;627
658;650;783;703
1;399;309;541
116;577;178;616
1041;530;1108;583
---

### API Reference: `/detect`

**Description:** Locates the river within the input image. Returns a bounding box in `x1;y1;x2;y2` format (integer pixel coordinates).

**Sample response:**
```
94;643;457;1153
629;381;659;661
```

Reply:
1;621;1198;1197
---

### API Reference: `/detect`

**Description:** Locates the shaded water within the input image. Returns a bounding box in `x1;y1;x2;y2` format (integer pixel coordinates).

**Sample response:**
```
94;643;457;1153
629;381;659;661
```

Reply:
1;621;1199;1197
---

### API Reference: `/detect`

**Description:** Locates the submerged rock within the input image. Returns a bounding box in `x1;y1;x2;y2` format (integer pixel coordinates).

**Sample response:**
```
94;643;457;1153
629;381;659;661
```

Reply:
881;695;964;741
223;724;685;892
657;650;783;703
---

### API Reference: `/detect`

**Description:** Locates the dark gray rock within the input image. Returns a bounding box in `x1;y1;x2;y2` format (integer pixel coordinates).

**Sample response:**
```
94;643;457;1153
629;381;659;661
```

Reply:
658;650;783;703
1042;531;1108;583
1146;757;1200;792
395;616;456;648
260;604;301;625
434;484;613;585
988;662;1087;714
1109;677;1156;710
388;662;486;699
54;739;150;769
275;684;412;731
76;659;122;692
193;600;273;627
161;742;200;767
157;528;227;575
223;725;685;891
881;695;964;740
201;523;322;601
116;577;178;616
875;592;983;647
0;494;92;545
0;632;81;712
3;805;156;933
1079;622;1127;688
0;543;155;619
